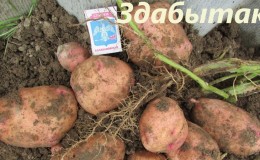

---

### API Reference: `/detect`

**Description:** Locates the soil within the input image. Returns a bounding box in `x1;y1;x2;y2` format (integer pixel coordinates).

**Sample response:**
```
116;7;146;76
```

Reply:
0;0;259;160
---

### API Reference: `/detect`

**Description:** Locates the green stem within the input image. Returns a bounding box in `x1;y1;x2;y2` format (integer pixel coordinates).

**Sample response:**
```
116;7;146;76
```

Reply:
239;72;259;84
210;73;244;85
117;0;148;43
155;53;229;99
116;0;229;99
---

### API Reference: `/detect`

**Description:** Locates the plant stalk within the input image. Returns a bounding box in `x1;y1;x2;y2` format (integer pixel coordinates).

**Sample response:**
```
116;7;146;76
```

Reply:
116;0;229;99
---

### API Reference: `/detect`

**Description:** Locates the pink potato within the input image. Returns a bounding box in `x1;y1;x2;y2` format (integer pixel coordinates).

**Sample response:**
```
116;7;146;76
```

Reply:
70;56;135;115
191;98;260;157
123;2;193;66
128;150;167;160
176;122;221;160
62;133;125;160
0;86;78;148
139;97;188;153
56;42;90;72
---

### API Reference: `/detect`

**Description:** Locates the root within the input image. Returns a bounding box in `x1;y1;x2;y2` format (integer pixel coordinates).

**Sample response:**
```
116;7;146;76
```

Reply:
61;67;186;156
85;67;179;141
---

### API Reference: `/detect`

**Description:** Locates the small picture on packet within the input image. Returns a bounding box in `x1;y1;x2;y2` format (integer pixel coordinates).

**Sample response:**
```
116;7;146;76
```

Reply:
84;6;122;55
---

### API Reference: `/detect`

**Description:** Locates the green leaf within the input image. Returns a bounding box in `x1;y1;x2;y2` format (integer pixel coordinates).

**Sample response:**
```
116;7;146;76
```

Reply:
223;80;260;97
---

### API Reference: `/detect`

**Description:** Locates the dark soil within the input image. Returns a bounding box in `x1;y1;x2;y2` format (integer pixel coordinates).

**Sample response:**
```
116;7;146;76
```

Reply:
0;0;259;160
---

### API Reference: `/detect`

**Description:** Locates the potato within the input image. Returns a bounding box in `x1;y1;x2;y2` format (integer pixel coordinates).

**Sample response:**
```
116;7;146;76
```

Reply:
62;133;125;160
70;56;135;115
0;86;78;148
123;2;193;67
128;150;166;160
177;122;221;160
139;97;188;153
56;42;90;72
191;98;260;157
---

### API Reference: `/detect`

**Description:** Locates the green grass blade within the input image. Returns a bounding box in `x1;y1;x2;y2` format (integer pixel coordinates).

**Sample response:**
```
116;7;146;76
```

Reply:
0;0;38;40
0;16;20;26
0;26;18;39
28;0;38;16
0;22;18;31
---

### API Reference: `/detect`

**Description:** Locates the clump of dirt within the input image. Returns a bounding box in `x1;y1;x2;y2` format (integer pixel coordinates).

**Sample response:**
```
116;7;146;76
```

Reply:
0;0;259;160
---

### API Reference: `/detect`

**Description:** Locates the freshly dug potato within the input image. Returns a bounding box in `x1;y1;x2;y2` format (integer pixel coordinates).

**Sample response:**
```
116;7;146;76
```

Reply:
128;150;166;160
139;97;188;153
56;42;90;72
62;133;125;160
177;122;221;160
70;56;135;115
0;86;78;148
191;98;260;157
123;2;193;66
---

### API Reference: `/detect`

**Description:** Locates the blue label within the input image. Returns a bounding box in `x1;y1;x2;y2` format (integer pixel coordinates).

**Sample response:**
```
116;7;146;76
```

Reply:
90;19;117;46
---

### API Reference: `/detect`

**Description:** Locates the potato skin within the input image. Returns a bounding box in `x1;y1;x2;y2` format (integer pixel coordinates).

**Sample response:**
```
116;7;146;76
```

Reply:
139;97;188;153
177;122;221;160
56;42;90;72
70;56;135;115
128;150;166;160
191;98;260;157
0;86;78;148
62;133;125;160
123;2;192;66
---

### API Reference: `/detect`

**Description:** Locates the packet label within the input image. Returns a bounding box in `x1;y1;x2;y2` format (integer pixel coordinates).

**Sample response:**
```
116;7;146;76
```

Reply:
84;6;122;55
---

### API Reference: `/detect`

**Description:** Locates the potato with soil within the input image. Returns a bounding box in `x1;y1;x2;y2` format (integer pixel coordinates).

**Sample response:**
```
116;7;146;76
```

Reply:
123;2;193;66
191;98;260;157
56;42;90;72
128;150;166;160
175;122;221;160
139;97;188;153
62;133;125;160
0;86;78;148
70;56;134;115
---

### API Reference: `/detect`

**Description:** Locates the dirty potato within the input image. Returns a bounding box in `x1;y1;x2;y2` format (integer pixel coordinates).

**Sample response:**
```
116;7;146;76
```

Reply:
123;2;193;67
62;133;125;160
176;122;221;160
0;86;78;148
139;97;188;153
70;56;135;115
191;98;260;157
56;42;90;72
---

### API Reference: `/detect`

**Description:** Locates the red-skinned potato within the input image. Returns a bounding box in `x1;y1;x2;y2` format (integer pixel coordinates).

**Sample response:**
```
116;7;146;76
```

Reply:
191;98;260;157
139;97;188;153
70;56;135;115
56;42;90;72
123;2;193;66
128;150;166;160
62;133;125;160
0;86;78;148
176;122;221;160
